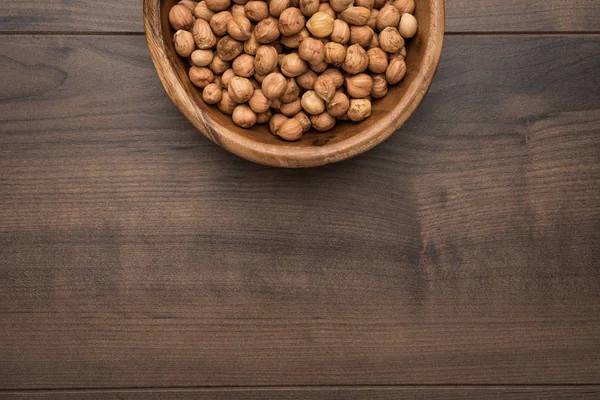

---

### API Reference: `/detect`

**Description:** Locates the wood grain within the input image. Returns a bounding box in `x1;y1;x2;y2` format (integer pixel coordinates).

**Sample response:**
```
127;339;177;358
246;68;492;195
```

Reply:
1;0;599;32
1;35;599;388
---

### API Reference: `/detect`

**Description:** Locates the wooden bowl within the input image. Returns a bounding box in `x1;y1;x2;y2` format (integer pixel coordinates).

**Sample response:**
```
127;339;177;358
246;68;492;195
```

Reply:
144;0;444;167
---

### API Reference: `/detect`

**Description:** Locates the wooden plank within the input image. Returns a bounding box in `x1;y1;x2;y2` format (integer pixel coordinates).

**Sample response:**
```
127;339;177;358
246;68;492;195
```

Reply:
0;35;599;389
0;0;599;32
1;387;600;399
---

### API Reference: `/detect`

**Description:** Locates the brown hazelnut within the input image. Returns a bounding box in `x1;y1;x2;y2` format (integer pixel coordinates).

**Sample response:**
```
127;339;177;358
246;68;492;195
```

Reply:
209;54;230;74
377;5;400;30
193;1;215;21
249;77;261;89
314;74;336;102
269;0;289;17
217;36;244;61
385;57;406;84
318;3;336;18
322;68;344;88
221;68;236;88
341;6;370;26
261;72;287;99
244;32;260;55
277;118;304;141
330;19;350;44
393;0;414;14
293;112;312;132
399;13;418;38
206;0;231;11
255;17;280;43
310;60;328;73
228;76;255;102
227;15;252;41
371;73;388;98
349;25;373;48
173;30;196;58
367;47;388;73
280;98;303;116
379;27;404;53
299;0;320;17
310;112;336;131
254;45;278;75
326;90;349;116
202;83;223;104
345;73;373;98
248;88;272;112
306;12;334;38
178;0;197;12
232;54;255;77
323;42;346;66
368;33;379;48
278;7;305;36
329;0;353;12
169;4;195;30
193;19;218;49
232;104;257;128
191;49;214;66
189;66;215;88
280;78;300;102
209;11;232;36
214;75;223;88
301;90;326;114
296;70;318;90
347;98;371;121
256;109;273;124
280;28;309;48
355;0;374;10
217;91;238;114
366;8;378;29
342;44;369;74
280;53;308;77
244;1;269;21
269;113;288;135
298;38;325;65
270;98;282;109
230;4;246;17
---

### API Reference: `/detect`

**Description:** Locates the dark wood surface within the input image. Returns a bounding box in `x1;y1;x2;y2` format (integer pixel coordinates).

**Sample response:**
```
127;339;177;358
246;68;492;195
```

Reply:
1;0;600;397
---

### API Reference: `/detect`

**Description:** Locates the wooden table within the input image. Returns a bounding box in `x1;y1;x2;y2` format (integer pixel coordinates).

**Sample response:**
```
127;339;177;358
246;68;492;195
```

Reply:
1;0;599;398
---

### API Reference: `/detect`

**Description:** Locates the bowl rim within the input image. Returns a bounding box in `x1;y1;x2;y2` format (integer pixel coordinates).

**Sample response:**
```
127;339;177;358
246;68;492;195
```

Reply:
143;0;445;168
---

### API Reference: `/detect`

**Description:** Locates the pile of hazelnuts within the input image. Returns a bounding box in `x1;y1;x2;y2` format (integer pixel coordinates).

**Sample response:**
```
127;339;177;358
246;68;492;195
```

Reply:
169;0;417;141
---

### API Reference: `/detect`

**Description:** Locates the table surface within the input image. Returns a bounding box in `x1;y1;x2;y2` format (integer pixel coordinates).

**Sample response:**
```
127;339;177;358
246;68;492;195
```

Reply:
1;0;599;398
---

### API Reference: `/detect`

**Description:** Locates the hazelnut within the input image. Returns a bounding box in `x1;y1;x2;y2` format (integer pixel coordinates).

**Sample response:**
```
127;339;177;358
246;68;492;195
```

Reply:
299;0;320;17
261;72;287;99
322;68;344;88
399;13;417;38
345;73;373;98
310;112;336;131
306;12;334;38
323;42;346;66
347;98;371;121
329;0;353;12
371;73;388;98
278;7;305;36
310;60;329;73
293;112;312;132
342;44;369;74
202;83;223;104
227;15;252;41
189;66;215;88
255;45;278;75
280;28;309;48
206;0;231;12
393;0;414;14
367;47;388;73
244;32;260;55
269;0;289;17
269;113;288;135
209;54;230;74
173;30;196;58
193;1;215;21
232;104;257;128
318;3;336;18
298;38;325;65
280;98;303;116
228;76;255;102
280;53;308;77
377;5;400;30
256;109;273;124
326;90;349;116
385;57;406;84
277;118;304;141
248;88;272;112
217;91;238;114
230;4;246;17
368;32;379;48
221;68;236;88
215;75;223;87
169;4;195;30
301;90;326;114
280;78;300;102
314;74;336;101
193;19;218;49
341;6;371;26
249;77;261;89
217;35;244;61
270;98;282;109
379;27;404;53
178;0;197;12
209;11;232;36
255;17;280;43
349;25;373;48
366;8;378;29
191;49;214;66
244;1;269;21
296;70;318;90
355;0;374;10
232;54;255;77
330;19;350;44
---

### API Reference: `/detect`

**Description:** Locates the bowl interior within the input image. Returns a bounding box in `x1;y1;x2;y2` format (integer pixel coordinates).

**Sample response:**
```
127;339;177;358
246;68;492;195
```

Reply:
146;0;444;167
